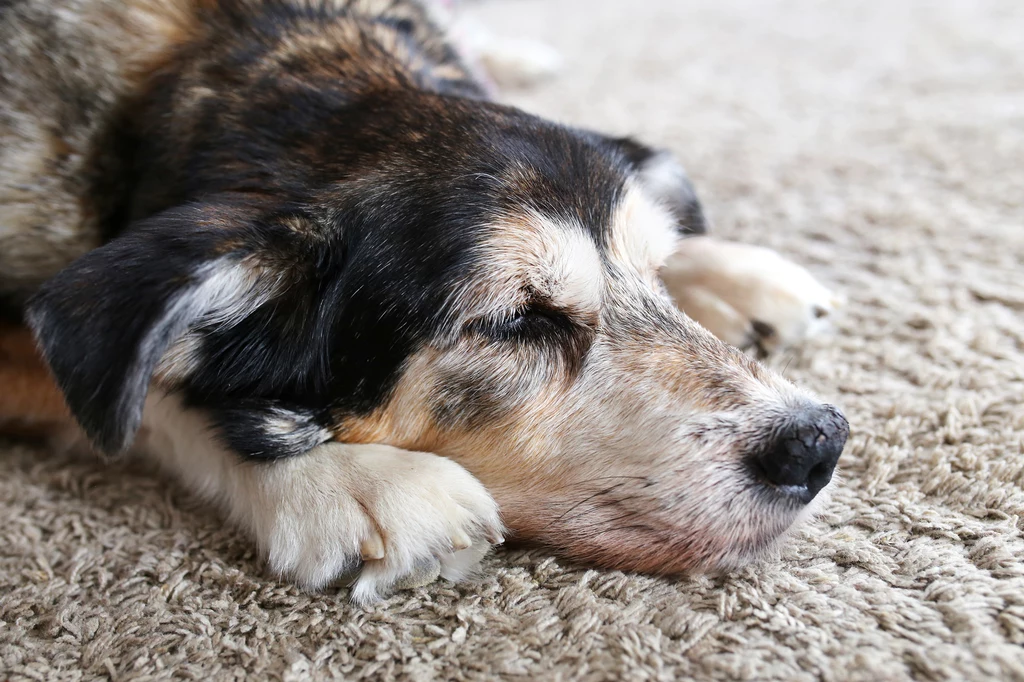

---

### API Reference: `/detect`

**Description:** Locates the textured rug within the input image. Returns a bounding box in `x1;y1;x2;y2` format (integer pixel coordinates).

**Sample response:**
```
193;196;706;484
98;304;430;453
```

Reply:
2;0;1024;679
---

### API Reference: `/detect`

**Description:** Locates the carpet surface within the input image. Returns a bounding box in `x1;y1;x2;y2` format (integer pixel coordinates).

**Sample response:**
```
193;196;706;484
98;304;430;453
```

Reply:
3;0;1024;680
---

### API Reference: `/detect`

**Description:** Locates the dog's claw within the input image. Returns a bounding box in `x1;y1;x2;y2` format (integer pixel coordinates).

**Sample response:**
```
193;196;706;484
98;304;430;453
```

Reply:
360;532;385;561
450;528;472;551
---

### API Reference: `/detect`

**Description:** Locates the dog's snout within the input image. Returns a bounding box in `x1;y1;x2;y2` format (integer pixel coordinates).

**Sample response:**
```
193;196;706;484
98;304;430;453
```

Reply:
756;405;849;502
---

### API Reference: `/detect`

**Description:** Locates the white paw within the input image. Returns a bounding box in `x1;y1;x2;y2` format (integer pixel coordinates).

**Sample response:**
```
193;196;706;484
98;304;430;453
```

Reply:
476;37;563;87
448;15;563;88
249;443;503;604
660;237;842;356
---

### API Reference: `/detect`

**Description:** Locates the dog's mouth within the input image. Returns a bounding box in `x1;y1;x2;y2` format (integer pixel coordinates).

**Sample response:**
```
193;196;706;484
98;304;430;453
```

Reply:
488;463;831;576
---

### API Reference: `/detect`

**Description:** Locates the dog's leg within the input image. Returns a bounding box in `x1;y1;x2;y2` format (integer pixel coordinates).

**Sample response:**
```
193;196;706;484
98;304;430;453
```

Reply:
660;237;842;356
140;390;503;604
0;323;74;434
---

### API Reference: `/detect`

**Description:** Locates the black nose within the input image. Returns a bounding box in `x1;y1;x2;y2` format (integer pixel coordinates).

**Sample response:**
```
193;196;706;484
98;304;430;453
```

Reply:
756;405;849;502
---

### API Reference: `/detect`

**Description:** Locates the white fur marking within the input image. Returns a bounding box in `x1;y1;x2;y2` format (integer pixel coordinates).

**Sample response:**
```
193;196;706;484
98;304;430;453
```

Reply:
608;183;682;275
154;258;280;381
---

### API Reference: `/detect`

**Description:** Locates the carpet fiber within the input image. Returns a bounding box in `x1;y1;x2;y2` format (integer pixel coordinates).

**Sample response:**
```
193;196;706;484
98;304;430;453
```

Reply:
3;0;1024;679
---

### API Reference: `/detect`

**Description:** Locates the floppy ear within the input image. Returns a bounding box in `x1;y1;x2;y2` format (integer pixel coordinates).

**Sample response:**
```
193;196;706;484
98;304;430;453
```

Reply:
26;200;277;456
604;136;708;235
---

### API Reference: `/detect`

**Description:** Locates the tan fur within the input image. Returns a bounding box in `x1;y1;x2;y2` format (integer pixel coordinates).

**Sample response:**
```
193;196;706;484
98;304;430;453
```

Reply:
456;213;604;324
0;325;71;430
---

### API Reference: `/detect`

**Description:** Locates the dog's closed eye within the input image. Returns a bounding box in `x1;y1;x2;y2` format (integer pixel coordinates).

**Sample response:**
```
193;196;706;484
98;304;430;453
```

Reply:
471;305;569;342
464;302;594;375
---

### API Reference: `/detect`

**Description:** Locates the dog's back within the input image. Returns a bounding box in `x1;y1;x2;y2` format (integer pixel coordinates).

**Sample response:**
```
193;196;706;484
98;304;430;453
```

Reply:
0;0;169;304
0;0;469;310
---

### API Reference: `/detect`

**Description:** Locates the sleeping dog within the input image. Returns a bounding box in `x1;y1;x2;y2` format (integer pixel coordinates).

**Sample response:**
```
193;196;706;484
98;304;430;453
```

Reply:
0;0;848;603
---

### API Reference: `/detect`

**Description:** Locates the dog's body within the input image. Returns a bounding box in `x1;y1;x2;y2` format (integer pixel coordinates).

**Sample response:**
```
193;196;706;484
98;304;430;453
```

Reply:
0;0;848;602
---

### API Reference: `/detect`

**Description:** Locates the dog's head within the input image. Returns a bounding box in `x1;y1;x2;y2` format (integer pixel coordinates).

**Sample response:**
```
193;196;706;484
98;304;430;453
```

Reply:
28;90;846;574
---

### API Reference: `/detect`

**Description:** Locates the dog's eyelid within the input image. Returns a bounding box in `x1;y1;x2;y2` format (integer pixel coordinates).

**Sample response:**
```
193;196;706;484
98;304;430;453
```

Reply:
462;299;573;338
522;290;560;314
493;301;563;325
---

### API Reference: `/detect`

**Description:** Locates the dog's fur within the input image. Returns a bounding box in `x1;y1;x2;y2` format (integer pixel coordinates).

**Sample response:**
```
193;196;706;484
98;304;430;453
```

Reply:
0;0;848;602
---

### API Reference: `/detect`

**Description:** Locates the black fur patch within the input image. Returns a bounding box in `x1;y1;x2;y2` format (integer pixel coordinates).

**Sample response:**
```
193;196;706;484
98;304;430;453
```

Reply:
212;401;332;460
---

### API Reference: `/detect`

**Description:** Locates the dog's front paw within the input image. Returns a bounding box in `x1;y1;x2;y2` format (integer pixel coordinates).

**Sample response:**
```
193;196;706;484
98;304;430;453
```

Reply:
250;443;503;604
660;237;842;356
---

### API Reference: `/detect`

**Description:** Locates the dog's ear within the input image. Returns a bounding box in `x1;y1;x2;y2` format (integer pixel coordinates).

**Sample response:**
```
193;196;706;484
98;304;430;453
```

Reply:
604;136;707;235
26;199;282;456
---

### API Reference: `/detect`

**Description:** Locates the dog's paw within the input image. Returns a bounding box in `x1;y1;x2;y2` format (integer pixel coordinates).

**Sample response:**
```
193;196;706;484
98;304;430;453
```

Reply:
660;237;842;356
250;443;503;604
448;14;562;88
474;36;563;87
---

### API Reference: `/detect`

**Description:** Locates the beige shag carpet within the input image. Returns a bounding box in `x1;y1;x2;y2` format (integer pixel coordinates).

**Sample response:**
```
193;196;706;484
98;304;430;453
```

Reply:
3;0;1024;679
